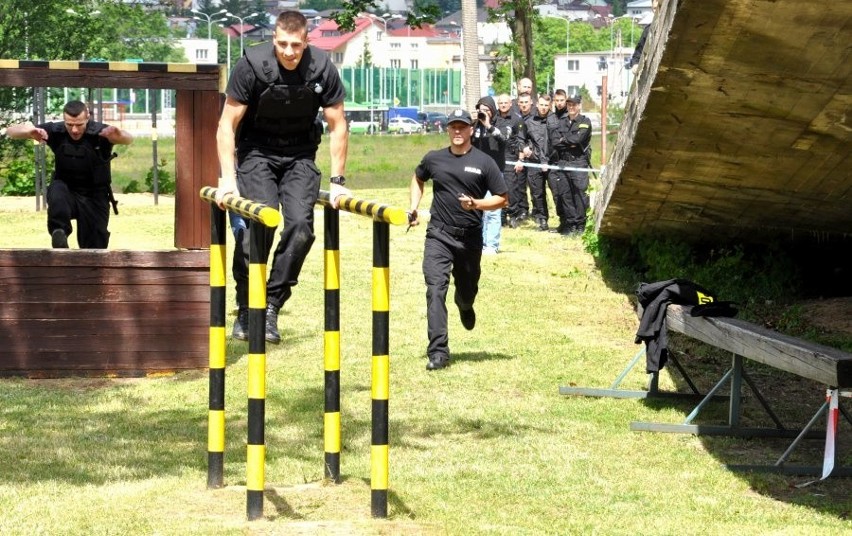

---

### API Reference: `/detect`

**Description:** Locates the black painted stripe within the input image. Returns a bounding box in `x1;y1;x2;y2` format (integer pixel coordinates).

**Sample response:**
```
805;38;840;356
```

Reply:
371;399;389;444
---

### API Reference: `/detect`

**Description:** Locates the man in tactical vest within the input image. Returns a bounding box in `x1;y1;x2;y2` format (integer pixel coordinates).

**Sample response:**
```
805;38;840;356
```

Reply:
216;10;350;344
5;100;133;249
546;92;592;236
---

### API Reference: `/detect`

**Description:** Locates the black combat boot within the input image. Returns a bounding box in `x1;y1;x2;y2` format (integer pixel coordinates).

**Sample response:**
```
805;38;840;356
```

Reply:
265;303;281;344
232;306;249;340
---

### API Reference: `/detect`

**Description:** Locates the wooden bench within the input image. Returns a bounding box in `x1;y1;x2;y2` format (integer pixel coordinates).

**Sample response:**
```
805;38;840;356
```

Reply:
561;304;852;477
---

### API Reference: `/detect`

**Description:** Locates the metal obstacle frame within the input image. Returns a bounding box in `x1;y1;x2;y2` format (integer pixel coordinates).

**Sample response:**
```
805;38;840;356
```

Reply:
200;187;407;520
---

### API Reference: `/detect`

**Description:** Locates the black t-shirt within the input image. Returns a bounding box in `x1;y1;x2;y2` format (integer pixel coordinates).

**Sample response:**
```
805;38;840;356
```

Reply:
226;45;345;110
38;120;113;187
415;146;507;228
39;120;111;156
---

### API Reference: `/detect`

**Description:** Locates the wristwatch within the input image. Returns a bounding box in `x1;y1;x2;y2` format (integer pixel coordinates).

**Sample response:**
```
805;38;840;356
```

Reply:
330;175;346;186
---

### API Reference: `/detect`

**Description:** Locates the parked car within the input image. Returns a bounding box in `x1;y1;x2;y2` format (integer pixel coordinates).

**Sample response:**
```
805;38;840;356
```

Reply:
387;116;423;134
417;112;449;133
425;112;449;133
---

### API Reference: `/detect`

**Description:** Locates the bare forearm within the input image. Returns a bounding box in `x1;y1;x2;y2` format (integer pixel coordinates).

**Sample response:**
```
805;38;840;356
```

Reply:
329;124;348;177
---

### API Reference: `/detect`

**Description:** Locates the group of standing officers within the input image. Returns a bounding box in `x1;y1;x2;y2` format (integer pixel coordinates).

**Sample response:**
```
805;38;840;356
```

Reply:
481;78;594;239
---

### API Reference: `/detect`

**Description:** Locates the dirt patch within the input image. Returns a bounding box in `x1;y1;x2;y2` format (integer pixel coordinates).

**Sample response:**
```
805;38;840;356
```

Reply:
798;297;852;336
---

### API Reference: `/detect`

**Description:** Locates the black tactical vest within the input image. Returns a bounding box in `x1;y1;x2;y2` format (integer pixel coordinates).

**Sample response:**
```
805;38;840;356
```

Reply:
241;42;325;147
53;124;113;188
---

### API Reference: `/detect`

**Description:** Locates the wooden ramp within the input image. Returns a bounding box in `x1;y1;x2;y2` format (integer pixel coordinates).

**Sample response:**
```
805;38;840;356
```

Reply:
594;0;852;243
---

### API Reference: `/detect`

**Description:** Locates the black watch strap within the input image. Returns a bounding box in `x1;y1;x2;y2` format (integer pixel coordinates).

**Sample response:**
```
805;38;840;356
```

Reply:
330;175;346;186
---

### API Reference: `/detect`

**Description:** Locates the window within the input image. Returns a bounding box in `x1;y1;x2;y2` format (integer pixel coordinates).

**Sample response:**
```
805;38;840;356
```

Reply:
390;43;401;49
390;59;401;69
195;49;208;61
566;60;579;72
321;30;341;37
334;52;344;63
410;59;419;69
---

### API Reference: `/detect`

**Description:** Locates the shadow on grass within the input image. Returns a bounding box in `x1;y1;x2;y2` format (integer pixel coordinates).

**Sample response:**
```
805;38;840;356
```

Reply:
589;340;852;520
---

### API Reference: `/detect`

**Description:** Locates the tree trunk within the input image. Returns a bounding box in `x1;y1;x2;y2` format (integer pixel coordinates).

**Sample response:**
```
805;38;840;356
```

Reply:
511;0;536;92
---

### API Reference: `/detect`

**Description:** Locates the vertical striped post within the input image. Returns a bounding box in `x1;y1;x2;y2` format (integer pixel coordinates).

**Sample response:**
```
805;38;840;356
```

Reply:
246;220;269;521
207;203;227;489
371;221;391;518
323;206;342;483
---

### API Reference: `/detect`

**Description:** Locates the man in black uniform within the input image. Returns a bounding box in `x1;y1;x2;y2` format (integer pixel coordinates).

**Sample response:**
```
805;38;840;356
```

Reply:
408;109;508;370
216;11;350;344
519;93;552;231
547;92;592;235
6;100;133;249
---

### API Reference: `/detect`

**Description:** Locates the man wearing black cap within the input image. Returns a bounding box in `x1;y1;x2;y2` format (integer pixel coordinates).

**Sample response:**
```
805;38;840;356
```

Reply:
408;109;508;370
547;92;592;235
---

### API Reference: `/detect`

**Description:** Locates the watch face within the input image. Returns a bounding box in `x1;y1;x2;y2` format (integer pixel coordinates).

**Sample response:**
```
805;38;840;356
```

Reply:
331;176;345;185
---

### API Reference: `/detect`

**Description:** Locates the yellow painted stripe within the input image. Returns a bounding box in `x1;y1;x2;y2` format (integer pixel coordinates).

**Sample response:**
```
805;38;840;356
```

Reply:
207;410;225;451
0;60;20;68
372;267;390;312
210;244;226;285
109;61;140;71
151;130;158;141
371;355;389;400
218;65;227;93
209;327;226;368
324;412;341;452
248;264;266;309
48;60;79;70
246;444;266;490
256;206;281;228
247;354;266;399
371;444;389;489
324;249;340;289
166;63;198;73
324;331;340;370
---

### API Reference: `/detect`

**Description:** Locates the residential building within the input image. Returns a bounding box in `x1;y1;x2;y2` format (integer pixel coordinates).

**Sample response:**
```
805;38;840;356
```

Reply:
553;47;634;108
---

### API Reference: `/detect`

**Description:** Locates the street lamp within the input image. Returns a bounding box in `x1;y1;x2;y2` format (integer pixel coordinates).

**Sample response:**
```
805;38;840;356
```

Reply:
544;15;570;90
226;12;260;55
192;9;227;39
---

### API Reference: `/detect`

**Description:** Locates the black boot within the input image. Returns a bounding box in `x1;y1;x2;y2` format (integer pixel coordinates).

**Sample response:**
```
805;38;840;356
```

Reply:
232;306;249;340
265;303;281;344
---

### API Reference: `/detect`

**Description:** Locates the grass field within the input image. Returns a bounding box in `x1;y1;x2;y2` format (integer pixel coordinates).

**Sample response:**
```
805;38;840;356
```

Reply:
1;134;850;535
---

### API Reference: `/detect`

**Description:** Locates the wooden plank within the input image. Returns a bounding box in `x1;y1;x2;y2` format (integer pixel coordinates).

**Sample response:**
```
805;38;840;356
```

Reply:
0;351;208;375
3;284;208;303
0;64;222;91
666;304;852;387
0;301;211;319
0;249;209;268
0;266;207;286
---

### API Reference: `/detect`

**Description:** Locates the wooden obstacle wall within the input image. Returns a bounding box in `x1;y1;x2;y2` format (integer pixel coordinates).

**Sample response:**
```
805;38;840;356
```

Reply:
0;250;209;377
0;61;223;376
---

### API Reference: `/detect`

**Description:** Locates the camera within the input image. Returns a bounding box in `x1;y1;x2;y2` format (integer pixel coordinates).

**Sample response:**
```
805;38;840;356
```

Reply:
477;111;487;121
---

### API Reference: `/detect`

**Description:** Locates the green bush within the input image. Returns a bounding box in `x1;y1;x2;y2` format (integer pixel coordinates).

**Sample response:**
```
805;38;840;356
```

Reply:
0;158;36;196
144;158;175;194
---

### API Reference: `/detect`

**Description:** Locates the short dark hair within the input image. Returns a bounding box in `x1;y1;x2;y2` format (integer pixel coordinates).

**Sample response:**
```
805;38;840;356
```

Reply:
276;11;308;36
554;89;567;97
63;100;88;117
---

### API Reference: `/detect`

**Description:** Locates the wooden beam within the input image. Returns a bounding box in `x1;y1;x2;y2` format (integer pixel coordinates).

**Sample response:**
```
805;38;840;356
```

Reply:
666;304;852;388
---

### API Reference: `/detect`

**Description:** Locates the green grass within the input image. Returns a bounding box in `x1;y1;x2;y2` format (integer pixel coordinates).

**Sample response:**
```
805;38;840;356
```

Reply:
1;135;851;534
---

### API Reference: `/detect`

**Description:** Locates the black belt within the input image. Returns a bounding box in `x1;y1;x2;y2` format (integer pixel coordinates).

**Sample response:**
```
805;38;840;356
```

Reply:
430;221;481;239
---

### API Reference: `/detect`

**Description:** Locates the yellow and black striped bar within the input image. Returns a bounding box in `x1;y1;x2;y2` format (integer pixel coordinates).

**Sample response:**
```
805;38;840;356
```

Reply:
317;190;408;226
323;206;342;483
200;187;282;229
199;188;279;521
246;219;269;521
207;201;227;489
0;59;226;92
371;221;391;518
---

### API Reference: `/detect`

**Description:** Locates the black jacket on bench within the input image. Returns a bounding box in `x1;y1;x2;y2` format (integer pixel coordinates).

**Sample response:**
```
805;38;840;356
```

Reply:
635;279;737;373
